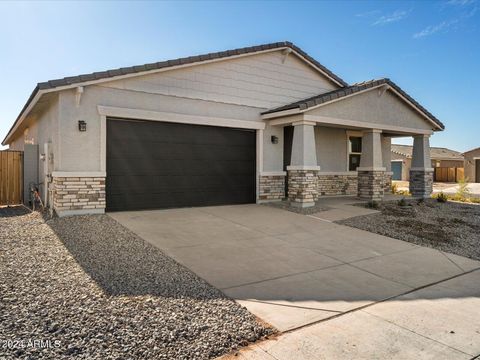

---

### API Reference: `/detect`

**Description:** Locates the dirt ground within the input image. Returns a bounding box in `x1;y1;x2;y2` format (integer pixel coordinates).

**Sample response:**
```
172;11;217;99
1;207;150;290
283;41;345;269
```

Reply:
338;199;480;261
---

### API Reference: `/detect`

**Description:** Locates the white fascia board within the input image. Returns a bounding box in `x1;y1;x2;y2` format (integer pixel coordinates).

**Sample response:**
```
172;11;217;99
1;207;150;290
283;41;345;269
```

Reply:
98;105;266;130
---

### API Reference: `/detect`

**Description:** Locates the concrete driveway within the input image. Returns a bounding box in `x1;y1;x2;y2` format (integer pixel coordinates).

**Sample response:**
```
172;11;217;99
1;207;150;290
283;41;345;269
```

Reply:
109;205;480;334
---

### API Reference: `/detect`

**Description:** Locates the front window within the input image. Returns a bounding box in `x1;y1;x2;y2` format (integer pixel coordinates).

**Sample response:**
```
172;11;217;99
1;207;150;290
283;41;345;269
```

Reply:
348;136;362;171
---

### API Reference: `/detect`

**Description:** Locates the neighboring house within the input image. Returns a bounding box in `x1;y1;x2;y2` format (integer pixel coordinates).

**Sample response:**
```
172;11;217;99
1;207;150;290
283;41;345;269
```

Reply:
2;42;444;216
463;147;480;183
391;144;463;181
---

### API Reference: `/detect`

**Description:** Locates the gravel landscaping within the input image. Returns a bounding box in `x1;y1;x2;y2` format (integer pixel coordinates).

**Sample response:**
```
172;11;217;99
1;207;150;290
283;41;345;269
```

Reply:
338;199;480;260
0;207;274;359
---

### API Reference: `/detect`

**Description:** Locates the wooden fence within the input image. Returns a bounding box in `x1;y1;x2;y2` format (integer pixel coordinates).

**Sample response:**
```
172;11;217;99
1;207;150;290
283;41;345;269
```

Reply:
0;151;23;205
434;167;464;183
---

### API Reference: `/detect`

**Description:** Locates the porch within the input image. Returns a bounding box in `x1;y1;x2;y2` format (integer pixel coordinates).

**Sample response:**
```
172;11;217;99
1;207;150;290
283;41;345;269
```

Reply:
258;79;443;207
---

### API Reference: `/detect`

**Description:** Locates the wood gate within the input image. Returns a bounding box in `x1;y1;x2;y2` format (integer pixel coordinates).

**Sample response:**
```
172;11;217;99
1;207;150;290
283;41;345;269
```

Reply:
434;167;464;183
0;150;23;205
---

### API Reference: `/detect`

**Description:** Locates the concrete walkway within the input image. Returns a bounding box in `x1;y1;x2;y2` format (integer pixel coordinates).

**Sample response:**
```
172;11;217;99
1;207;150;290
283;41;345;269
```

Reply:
110;204;480;336
224;269;480;360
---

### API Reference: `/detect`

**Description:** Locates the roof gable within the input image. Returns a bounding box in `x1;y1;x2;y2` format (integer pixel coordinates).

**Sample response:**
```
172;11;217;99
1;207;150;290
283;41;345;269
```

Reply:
3;41;347;145
262;78;444;131
100;50;340;110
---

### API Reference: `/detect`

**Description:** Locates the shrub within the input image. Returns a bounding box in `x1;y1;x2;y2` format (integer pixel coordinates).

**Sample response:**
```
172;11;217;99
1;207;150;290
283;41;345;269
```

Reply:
436;192;448;203
456;177;471;201
391;182;398;194
397;197;407;206
367;200;380;209
417;197;425;205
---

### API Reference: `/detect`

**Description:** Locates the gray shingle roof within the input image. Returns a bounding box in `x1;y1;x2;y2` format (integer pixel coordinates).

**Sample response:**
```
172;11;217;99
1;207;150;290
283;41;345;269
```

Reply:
392;144;463;160
3;41;348;145
261;78;444;130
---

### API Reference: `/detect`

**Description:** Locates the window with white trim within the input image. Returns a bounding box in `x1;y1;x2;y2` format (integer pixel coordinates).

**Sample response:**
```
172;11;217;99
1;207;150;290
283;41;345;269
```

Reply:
348;136;362;171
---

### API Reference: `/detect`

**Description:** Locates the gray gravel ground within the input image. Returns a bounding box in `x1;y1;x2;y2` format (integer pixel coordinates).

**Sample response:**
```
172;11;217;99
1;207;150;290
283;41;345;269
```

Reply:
0;208;274;359
338;199;480;260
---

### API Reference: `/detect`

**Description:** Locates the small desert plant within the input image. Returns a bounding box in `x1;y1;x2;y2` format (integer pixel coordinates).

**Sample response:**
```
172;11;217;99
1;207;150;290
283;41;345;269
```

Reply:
396;190;410;196
435;192;448;203
391;182;398;194
397;197;407;206
367;200;380;209
417;197;425;205
456;177;471;200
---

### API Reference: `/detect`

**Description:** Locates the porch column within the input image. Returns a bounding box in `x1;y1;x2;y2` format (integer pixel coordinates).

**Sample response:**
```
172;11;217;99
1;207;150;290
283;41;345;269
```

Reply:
287;121;320;208
409;134;433;198
357;129;386;200
382;135;393;193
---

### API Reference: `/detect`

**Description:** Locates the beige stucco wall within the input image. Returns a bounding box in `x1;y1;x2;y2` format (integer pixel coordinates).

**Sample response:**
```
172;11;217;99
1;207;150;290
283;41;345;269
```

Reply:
307;89;434;132
464;148;480;182
315;126;348;172
7;95;59;203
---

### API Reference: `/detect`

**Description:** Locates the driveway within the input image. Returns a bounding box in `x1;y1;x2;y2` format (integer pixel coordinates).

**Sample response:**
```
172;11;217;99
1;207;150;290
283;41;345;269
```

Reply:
109;204;480;335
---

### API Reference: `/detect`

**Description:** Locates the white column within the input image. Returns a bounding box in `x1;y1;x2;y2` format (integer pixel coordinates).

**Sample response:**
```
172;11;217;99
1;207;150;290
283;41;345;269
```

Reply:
411;134;433;170
287;121;319;170
357;129;385;171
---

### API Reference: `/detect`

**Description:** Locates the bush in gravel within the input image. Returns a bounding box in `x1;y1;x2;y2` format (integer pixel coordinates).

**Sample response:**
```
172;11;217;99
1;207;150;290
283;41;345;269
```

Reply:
391;182;398;194
456;177;471;200
435;192;448;203
397;197;407;207
366;200;380;209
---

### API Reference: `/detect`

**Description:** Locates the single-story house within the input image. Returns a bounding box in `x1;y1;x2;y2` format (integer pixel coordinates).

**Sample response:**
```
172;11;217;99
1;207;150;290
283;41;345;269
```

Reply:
2;41;444;216
391;144;463;181
463;147;480;183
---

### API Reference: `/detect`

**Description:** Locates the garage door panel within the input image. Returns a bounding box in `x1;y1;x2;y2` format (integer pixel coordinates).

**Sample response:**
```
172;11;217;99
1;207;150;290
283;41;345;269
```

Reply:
108;143;255;162
107;174;255;194
106;118;256;211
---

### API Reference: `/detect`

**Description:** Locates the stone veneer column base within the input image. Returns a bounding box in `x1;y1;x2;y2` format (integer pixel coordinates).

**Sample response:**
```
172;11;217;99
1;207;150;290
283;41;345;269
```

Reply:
357;170;385;201
384;172;393;194
259;174;285;201
53;176;106;216
287;169;319;208
409;169;433;198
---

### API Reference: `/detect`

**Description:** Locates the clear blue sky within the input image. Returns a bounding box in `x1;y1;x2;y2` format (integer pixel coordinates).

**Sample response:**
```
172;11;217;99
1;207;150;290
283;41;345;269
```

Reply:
0;0;478;151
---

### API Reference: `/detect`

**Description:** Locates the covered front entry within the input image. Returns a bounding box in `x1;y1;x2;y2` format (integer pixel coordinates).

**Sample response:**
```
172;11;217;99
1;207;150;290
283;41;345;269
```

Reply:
106;118;256;211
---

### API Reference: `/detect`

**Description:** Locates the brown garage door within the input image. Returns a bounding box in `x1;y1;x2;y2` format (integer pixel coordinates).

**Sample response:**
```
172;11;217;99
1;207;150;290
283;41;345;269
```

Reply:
106;118;256;211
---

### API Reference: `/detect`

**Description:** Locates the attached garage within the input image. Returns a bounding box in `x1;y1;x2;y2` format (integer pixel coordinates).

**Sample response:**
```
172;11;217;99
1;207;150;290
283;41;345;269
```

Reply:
106;118;256;211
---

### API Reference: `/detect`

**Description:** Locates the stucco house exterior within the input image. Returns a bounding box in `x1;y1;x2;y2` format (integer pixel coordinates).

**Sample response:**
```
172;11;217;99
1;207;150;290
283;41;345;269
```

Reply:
391;144;463;181
2;42;444;216
463;147;480;183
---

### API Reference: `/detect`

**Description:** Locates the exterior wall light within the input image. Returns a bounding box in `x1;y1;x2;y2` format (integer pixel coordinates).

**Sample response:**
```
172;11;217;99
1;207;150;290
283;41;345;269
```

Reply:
78;120;87;132
271;135;279;144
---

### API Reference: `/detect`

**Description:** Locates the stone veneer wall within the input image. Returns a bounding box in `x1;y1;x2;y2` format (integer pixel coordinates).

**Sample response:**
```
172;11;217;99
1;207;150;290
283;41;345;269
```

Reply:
288;170;319;206
357;171;385;201
259;175;285;201
317;174;357;196
409;170;433;198
53;177;106;214
384;172;393;194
